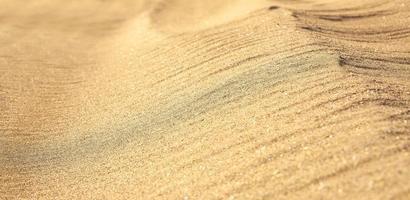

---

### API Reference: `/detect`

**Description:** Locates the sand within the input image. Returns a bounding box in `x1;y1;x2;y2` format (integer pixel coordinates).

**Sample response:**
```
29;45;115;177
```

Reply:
0;0;409;199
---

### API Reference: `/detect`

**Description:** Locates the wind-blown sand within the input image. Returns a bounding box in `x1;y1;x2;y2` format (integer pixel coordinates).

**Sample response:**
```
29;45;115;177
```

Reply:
0;0;409;199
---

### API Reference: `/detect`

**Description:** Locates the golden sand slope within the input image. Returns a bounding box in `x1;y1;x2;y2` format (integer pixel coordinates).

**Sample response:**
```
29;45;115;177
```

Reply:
0;0;409;199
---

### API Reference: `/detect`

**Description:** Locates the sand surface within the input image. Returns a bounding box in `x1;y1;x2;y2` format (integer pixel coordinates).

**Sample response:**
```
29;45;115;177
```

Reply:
0;0;409;199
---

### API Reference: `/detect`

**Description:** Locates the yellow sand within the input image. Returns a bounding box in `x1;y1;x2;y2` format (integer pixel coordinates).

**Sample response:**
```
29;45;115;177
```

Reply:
0;0;409;199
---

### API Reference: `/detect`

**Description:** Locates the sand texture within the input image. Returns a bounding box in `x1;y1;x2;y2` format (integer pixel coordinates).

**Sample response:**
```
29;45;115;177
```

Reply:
0;0;409;199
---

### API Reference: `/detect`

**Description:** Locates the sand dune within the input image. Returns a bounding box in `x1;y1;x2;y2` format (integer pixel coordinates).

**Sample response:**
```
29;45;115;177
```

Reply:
0;0;409;199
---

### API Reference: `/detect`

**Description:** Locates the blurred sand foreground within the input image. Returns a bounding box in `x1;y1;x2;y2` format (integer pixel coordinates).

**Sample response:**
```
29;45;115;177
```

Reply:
0;0;409;199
